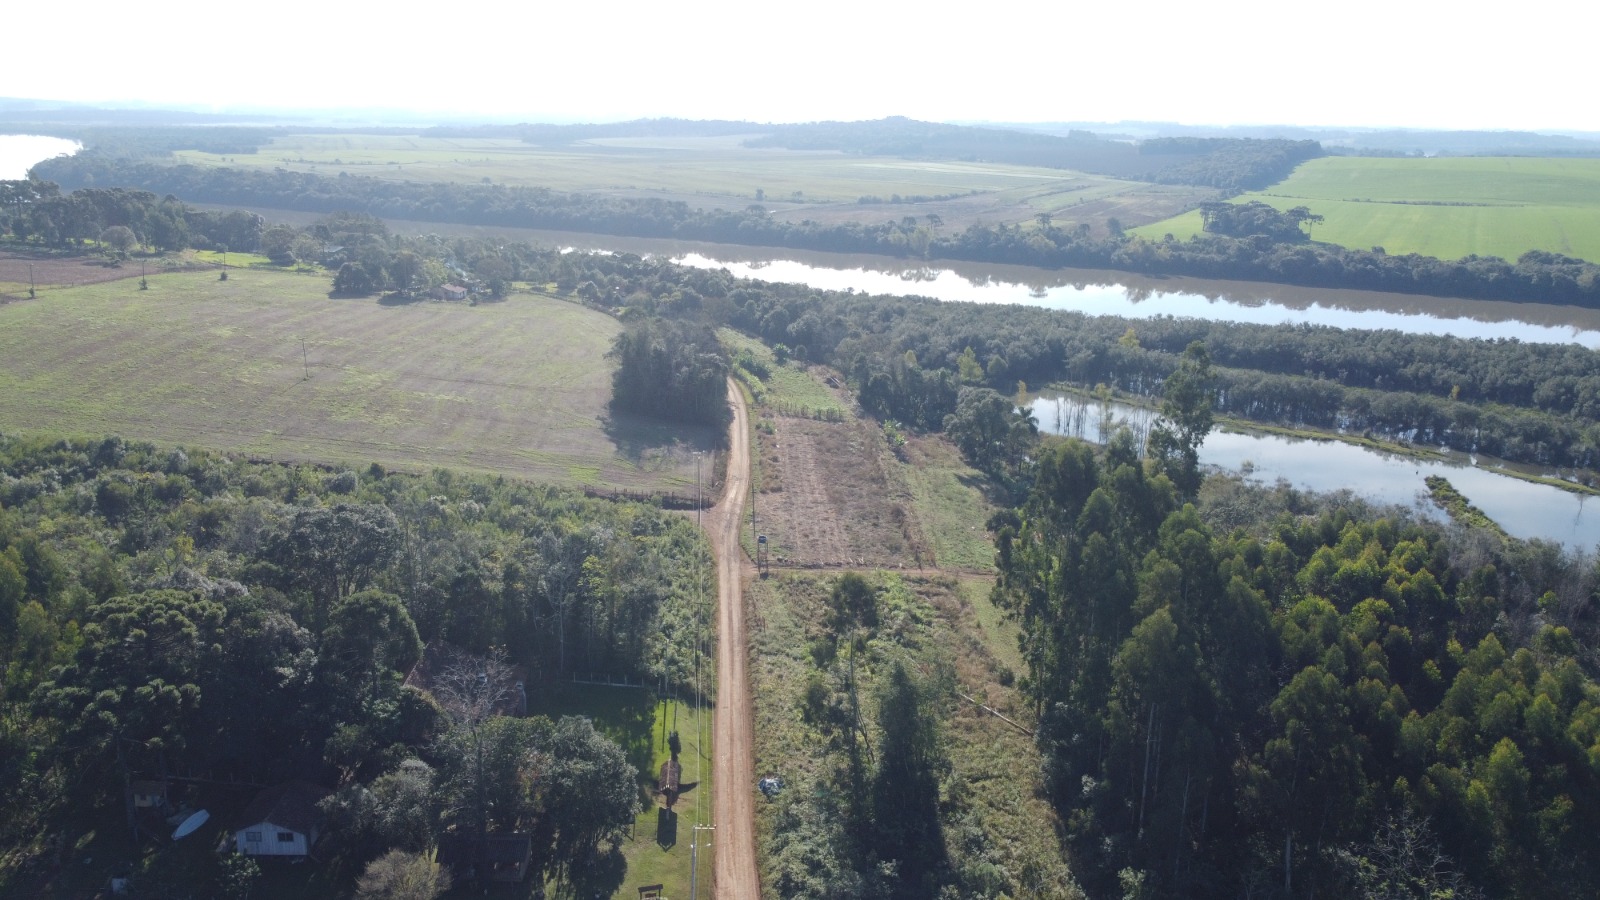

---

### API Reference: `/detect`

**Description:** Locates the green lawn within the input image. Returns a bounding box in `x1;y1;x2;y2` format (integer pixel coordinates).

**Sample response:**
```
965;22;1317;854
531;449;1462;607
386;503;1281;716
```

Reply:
0;268;708;490
1134;156;1600;262
529;684;715;900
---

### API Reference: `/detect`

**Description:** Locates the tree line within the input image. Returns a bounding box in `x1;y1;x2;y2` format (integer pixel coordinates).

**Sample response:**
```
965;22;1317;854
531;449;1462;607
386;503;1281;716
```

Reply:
29;154;1600;306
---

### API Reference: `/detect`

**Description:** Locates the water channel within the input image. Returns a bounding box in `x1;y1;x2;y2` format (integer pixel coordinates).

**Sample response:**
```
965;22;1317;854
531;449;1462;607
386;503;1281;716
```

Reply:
1030;393;1600;551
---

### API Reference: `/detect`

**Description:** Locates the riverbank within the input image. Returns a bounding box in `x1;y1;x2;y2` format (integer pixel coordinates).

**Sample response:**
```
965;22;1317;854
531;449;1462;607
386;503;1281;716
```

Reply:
1036;381;1600;499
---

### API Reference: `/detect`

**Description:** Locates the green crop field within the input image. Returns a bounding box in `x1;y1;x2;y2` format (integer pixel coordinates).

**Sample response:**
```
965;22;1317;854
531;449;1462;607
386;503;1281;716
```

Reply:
171;132;1202;231
178;133;1108;203
0;268;709;490
1134;156;1600;262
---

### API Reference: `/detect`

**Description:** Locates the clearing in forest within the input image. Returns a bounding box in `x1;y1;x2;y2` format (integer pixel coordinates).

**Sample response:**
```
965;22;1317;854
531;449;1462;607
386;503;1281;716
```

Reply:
0;265;709;490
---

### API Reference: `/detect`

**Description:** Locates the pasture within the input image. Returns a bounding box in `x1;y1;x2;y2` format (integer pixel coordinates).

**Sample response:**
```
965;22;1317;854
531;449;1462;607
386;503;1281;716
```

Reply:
1134;156;1600;262
172;132;1205;232
0;267;709;491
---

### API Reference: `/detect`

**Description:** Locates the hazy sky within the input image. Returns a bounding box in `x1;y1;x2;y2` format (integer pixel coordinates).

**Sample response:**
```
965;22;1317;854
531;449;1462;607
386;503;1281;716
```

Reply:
11;0;1594;131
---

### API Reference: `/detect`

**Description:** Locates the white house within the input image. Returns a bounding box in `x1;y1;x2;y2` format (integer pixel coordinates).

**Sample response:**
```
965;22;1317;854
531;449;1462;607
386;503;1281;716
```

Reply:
232;780;330;858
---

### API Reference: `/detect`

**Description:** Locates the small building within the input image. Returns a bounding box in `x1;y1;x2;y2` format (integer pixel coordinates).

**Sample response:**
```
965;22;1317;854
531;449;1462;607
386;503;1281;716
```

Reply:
657;759;682;808
130;780;169;810
437;832;533;883
232;780;330;858
432;284;470;302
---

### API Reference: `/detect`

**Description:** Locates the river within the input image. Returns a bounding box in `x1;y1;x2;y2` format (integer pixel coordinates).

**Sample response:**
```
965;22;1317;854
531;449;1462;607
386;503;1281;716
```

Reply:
0;134;80;180
240;211;1600;347
1031;393;1600;551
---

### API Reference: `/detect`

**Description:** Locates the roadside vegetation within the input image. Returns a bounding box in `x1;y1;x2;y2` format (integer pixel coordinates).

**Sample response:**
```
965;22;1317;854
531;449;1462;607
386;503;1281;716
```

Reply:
749;571;1079;899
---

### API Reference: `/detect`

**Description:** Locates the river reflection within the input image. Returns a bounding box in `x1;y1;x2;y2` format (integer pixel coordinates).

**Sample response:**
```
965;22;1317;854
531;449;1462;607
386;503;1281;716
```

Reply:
289;215;1600;345
671;252;1600;348
1031;393;1600;552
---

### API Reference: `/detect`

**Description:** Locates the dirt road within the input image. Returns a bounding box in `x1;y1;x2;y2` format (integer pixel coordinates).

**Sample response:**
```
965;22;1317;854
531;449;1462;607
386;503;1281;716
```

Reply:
709;379;758;899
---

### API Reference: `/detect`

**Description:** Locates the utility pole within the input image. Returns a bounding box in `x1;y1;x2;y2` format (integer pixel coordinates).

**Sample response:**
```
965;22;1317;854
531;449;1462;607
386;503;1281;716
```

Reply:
696;451;703;529
139;260;148;291
302;339;309;380
689;824;715;899
28;263;35;298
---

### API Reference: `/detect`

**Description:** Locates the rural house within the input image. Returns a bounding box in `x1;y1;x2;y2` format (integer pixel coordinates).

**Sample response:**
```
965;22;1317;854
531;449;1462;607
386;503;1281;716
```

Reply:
231;780;331;858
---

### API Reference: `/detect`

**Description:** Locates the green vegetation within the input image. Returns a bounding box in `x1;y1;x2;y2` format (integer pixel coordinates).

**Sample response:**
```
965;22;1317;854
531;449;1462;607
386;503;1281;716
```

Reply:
899;436;999;573
0;268;707;491
0;434;713;897
722;329;848;419
1424;475;1510;537
528;687;714;900
749;571;1078;899
992;436;1600;897
1137;156;1600;262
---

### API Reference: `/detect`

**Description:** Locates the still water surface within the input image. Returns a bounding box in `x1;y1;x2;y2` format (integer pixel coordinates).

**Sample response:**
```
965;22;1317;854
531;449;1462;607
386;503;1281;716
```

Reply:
0;134;80;179
1030;393;1600;552
668;250;1600;348
248;211;1600;346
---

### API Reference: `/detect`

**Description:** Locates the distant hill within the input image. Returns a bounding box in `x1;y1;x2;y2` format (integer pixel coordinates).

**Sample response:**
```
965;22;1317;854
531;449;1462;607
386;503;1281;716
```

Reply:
996;120;1600;157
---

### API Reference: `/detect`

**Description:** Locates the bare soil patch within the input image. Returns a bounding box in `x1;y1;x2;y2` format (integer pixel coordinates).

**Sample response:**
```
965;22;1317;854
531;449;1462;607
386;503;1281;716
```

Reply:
753;411;929;569
0;250;147;298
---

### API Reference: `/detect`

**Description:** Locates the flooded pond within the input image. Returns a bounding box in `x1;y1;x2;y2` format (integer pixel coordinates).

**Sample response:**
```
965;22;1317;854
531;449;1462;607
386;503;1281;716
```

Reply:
1031;393;1600;552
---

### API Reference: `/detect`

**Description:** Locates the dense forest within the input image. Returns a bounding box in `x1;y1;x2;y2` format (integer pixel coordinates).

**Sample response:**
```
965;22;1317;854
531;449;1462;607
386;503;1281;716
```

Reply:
26;154;1600;305
988;429;1600;898
0;435;711;895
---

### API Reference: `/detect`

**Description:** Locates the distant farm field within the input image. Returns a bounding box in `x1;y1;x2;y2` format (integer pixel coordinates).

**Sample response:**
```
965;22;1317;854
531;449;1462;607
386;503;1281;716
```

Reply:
1134;156;1600;262
172;133;1205;232
0;267;709;489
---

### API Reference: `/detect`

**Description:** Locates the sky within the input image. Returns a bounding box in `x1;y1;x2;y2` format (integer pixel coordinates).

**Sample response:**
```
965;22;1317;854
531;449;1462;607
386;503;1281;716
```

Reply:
10;0;1596;132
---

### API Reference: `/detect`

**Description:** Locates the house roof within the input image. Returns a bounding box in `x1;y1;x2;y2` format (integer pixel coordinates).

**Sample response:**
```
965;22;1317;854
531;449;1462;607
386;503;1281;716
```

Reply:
234;780;330;834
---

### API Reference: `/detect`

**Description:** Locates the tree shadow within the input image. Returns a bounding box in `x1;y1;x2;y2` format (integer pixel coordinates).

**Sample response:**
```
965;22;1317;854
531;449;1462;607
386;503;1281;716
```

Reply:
655;808;677;849
602;411;720;469
564;844;627;900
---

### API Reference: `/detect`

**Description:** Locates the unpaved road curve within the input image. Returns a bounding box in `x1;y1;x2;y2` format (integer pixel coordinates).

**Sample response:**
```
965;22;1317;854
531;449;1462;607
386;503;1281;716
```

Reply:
709;379;758;899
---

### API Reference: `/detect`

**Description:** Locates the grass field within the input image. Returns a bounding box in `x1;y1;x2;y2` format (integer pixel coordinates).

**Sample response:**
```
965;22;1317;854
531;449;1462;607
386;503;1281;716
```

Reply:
1134;156;1600;262
529;684;715;900
172;133;1204;233
0;267;708;491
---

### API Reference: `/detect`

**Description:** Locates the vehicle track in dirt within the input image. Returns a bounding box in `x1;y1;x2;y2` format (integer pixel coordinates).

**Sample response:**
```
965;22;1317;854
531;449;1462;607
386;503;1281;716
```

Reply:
708;379;758;899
